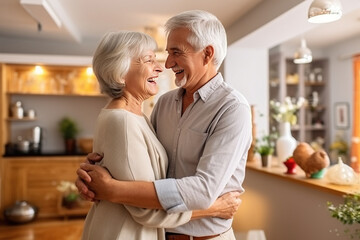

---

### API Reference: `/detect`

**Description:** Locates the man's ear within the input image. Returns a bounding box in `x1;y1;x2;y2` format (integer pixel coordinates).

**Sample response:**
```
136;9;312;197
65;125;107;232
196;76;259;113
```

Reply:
203;45;214;65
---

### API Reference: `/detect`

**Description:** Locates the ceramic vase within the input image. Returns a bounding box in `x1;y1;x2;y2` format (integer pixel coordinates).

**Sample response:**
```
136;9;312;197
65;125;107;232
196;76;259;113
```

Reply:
261;155;272;167
283;158;297;174
276;122;297;164
65;138;76;154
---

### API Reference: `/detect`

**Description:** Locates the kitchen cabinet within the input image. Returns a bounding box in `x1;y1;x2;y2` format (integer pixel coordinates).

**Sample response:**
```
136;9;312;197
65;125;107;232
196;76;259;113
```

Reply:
269;53;330;149
0;55;103;219
1;156;91;219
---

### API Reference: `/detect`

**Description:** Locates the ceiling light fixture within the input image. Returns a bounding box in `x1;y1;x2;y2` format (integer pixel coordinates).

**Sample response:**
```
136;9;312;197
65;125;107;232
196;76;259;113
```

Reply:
294;38;312;64
308;0;342;23
20;0;62;29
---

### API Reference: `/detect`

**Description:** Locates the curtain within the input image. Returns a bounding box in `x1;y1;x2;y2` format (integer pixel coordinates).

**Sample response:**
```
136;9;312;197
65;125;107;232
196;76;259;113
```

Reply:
352;57;360;172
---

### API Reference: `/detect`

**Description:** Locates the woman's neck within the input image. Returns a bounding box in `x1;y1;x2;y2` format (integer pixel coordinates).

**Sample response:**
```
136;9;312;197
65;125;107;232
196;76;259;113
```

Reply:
106;93;143;116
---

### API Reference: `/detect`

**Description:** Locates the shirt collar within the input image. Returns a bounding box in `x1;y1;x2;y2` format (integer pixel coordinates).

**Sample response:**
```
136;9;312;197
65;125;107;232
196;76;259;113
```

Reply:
175;73;224;102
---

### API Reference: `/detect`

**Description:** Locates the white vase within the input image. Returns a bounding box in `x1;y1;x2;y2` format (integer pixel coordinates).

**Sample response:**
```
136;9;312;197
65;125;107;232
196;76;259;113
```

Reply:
276;122;297;163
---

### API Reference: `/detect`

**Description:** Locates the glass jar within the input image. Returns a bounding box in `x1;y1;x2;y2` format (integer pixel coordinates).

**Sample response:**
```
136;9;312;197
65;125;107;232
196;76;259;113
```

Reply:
11;101;24;119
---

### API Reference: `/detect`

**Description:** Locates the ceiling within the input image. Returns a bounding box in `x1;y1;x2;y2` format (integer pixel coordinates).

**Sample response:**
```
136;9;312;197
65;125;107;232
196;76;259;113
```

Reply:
284;4;360;48
232;0;360;50
0;0;263;43
0;0;360;54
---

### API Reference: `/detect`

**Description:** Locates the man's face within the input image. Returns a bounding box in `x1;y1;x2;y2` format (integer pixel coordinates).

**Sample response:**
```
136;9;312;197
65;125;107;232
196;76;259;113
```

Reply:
165;27;206;89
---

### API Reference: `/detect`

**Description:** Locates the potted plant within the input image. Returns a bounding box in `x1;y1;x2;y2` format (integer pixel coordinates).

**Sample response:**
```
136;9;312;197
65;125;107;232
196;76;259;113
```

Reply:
255;133;276;167
56;181;80;209
327;193;360;239
59;117;79;154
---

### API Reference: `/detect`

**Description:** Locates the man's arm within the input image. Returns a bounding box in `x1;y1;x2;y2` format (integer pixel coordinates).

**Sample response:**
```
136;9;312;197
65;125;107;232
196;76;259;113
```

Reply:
77;162;241;218
77;162;162;209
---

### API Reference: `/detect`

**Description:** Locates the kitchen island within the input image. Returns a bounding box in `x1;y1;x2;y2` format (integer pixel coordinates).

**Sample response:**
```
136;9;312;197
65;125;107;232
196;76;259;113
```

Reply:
232;158;360;240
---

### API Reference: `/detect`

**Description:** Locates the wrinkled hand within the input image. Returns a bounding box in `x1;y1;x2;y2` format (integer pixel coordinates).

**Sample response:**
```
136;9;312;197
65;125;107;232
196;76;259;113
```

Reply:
75;153;103;201
78;163;113;201
210;191;242;219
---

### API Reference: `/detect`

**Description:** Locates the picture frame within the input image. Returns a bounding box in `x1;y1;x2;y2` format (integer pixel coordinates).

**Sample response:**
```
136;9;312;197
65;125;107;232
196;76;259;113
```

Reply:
334;102;349;129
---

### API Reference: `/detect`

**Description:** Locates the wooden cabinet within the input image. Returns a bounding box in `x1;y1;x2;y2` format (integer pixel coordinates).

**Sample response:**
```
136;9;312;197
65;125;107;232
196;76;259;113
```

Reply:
269;53;330;149
0;56;102;219
5;64;100;96
0;62;107;156
1;156;91;219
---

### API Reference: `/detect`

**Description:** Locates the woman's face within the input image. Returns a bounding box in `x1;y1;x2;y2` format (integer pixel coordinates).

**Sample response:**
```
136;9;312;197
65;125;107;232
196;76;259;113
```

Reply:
123;49;163;100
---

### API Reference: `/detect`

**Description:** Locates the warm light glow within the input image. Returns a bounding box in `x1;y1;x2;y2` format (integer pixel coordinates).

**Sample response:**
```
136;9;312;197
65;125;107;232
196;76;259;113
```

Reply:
86;67;93;76
293;38;312;64
34;65;44;75
308;0;342;24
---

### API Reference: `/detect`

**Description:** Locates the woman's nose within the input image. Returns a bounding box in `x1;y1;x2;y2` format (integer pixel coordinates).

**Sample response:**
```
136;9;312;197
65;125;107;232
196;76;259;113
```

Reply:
155;61;163;72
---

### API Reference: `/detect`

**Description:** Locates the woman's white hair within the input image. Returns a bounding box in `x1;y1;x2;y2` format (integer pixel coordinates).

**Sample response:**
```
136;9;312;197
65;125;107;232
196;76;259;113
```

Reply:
92;31;157;98
164;10;227;70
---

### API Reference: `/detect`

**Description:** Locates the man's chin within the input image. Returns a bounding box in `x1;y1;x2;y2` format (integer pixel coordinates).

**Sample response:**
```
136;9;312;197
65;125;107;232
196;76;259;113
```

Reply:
175;77;187;87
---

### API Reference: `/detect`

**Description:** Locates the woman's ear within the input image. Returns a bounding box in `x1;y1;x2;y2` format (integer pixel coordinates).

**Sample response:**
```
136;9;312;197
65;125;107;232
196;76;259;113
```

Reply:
203;45;215;65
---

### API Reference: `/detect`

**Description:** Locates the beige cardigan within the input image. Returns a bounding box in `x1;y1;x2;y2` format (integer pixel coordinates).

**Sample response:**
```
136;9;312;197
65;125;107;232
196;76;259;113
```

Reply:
82;109;191;240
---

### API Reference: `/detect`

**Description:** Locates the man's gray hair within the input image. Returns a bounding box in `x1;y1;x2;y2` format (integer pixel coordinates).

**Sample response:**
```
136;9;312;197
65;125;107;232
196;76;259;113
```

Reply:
164;10;227;70
92;31;157;98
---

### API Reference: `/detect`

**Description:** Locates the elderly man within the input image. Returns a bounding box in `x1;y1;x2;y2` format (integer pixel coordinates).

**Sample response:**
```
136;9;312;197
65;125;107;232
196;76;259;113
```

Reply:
77;10;252;240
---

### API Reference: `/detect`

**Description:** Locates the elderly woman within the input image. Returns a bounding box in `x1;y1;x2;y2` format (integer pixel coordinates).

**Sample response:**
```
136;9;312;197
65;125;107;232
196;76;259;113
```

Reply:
81;31;237;240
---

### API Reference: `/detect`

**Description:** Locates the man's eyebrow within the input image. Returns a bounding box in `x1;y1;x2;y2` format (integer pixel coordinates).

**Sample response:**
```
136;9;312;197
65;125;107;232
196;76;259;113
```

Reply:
167;47;181;52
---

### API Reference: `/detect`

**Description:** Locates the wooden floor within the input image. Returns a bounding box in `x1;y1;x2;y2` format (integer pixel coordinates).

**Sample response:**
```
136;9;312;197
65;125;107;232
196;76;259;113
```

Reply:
0;218;85;240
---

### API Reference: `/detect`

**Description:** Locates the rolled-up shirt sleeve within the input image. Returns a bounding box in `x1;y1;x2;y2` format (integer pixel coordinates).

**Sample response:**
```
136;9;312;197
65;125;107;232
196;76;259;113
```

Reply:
154;178;187;212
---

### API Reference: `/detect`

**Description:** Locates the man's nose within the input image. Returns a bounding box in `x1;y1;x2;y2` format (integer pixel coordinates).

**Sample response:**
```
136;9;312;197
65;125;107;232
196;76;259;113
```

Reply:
165;55;174;69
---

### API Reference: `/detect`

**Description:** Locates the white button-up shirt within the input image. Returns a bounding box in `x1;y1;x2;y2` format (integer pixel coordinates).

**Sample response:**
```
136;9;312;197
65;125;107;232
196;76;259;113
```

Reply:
152;73;252;236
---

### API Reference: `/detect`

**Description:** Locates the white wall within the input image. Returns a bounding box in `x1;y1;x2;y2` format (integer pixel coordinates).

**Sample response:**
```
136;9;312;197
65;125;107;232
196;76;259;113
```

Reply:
325;35;360;146
224;46;269;137
9;95;108;153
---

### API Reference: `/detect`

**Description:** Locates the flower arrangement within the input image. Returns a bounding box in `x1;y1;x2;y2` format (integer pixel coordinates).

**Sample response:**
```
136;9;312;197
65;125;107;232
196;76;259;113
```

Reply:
56;181;80;208
270;96;306;125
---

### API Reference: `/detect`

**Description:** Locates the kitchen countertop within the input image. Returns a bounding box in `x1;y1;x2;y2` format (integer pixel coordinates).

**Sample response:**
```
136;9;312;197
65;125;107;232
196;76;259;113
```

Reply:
246;158;360;196
3;152;87;157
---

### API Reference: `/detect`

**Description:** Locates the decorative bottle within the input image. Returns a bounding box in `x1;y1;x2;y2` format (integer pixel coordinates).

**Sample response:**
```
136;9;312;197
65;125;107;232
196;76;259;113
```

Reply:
276;122;297;164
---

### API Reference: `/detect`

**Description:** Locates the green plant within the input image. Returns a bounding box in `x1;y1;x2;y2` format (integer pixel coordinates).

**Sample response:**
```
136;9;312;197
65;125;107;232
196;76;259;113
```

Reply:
328;194;360;224
255;133;277;156
328;193;360;239
59;117;79;139
56;181;80;209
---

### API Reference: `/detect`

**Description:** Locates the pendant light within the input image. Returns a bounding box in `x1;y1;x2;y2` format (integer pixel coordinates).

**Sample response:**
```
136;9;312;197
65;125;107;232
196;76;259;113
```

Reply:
308;0;342;23
294;38;312;64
